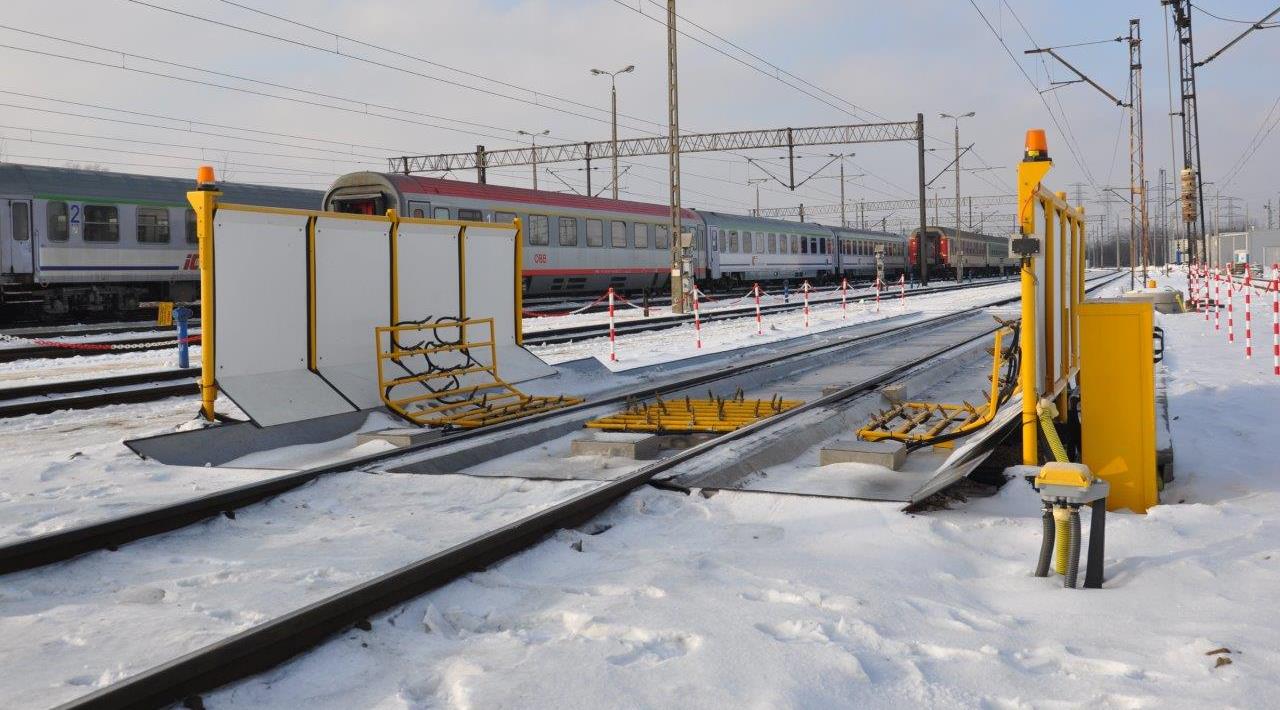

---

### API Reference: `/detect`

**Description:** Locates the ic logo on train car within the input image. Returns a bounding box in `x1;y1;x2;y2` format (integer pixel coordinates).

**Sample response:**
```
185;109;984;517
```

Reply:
182;253;199;270
532;253;548;264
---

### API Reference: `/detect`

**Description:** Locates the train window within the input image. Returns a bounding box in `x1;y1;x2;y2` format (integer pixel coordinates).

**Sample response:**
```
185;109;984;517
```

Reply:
655;225;669;249
610;221;627;248
742;231;752;254
819;237;827;255
633;223;648;248
558;217;578;246
185;209;198;244
768;233;776;254
495;211;517;224
136;207;170;244
756;234;764;253
458;208;483;221
799;236;808;254
11;202;30;241
710;230;719;252
728;231;738;252
83;204;119;242
434;207;450;220
46;201;69;242
586;219;604;247
528;214;550;245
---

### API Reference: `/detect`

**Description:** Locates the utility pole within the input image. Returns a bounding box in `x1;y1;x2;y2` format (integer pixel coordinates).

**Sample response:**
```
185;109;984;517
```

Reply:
941;112;975;280
1127;18;1149;287
747;177;768;216
1265;200;1273;230
590;65;635;200
1163;1;1208;264
665;1;686;313
517;129;550;190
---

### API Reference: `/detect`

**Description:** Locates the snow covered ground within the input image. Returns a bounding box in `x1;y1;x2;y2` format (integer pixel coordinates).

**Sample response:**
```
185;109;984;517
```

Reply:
198;268;1280;708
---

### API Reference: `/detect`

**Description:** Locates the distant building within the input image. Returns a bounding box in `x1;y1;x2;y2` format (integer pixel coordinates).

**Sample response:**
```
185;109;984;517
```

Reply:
1209;230;1280;272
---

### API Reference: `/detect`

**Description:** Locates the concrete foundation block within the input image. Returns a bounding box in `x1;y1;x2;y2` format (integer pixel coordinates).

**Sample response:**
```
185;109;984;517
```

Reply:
820;438;907;470
356;428;442;448
880;383;906;405
571;431;663;459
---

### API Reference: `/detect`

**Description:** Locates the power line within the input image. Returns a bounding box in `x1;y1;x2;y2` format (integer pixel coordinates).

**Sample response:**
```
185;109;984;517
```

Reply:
1191;2;1280;27
966;0;1100;190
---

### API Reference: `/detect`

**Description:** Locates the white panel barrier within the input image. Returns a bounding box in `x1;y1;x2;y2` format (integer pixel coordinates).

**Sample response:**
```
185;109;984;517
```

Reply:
212;208;356;426
314;216;392;409
207;206;549;427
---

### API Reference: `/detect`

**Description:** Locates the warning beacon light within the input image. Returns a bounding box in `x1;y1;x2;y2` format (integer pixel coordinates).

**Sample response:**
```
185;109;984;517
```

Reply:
1024;129;1050;162
196;164;217;190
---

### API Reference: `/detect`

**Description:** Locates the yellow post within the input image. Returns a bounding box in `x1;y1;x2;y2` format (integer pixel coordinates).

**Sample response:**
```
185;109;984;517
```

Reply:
1018;130;1053;466
186;165;221;421
513;217;524;346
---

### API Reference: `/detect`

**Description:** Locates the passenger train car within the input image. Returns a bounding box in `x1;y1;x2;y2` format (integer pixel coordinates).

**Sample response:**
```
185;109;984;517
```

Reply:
908;225;1016;279
0;164;321;316
324;172;703;296
325;172;912;294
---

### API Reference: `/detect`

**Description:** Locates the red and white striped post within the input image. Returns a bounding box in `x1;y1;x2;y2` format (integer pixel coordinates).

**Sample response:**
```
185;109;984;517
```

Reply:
1227;276;1235;345
898;273;906;307
1214;269;1222;331
802;281;811;330
874;277;882;314
840;277;848;319
693;283;703;349
1244;272;1253;359
607;287;618;362
1271;266;1279;376
753;282;762;335
1205;266;1212;323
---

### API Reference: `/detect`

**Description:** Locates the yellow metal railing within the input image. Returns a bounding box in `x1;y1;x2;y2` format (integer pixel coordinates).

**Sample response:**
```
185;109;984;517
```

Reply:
858;325;1017;447
1017;129;1087;464
586;390;802;434
376;318;580;429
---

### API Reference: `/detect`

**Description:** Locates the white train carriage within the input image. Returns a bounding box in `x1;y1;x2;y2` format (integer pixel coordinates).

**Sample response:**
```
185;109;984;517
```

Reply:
832;226;908;281
0;164;321;316
701;212;837;286
323;172;705;296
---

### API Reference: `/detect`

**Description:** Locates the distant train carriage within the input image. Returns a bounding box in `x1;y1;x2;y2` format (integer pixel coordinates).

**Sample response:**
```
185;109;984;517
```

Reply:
908;225;1014;279
831;226;908;281
324;172;704;296
700;213;836;286
0;163;321;317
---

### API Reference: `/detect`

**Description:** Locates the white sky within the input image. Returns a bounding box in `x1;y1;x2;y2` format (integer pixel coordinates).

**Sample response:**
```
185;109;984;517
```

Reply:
0;0;1276;236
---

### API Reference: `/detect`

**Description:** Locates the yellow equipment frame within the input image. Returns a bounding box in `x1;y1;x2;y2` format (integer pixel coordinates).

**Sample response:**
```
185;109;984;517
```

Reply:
586;391;802;434
858;326;1016;446
375;318;580;429
1017;135;1086;465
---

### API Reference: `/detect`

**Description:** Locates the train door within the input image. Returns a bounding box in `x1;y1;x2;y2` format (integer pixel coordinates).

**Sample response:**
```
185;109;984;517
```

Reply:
1;198;34;275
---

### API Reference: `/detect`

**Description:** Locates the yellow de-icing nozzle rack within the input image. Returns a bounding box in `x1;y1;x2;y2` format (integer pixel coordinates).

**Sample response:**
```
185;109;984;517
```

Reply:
586;388;802;434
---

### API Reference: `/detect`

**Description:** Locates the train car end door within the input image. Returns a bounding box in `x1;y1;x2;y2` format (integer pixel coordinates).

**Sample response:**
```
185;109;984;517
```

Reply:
1;198;35;275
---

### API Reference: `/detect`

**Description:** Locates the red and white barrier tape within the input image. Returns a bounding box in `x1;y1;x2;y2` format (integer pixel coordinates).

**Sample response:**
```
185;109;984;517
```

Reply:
801;281;811;330
0;333;198;351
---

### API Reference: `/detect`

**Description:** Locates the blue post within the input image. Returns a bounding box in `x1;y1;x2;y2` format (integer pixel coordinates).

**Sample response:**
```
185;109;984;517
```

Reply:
175;306;191;369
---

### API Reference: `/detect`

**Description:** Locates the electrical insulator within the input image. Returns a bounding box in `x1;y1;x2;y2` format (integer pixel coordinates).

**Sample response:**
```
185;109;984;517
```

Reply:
1180;168;1198;222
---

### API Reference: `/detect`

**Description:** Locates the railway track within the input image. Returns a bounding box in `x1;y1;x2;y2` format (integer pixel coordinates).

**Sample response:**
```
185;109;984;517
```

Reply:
523;274;1017;346
0;368;200;419
5;273;1123;709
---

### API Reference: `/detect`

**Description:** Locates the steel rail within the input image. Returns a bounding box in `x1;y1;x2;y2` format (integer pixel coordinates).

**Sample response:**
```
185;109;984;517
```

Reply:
0;369;200;419
55;271;1123;710
523;275;1019;345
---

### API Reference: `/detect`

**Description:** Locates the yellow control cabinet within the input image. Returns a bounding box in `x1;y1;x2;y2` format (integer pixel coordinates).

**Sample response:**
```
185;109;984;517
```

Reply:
1078;299;1159;513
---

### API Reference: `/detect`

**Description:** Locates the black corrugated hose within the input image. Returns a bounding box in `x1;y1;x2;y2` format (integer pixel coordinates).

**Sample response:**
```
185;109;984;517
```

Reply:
1064;508;1082;588
1034;504;1054;577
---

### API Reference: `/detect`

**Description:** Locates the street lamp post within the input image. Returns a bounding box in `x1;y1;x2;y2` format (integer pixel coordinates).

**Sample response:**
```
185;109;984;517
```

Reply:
517;129;550;190
590;64;635;200
747;177;768;215
940;112;975;280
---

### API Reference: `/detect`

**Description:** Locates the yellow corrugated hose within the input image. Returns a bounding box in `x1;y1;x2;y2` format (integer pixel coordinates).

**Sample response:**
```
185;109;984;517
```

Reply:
1037;398;1068;463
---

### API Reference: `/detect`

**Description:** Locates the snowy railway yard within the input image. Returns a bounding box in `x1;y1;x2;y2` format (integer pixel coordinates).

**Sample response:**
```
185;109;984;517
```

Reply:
2;266;1278;710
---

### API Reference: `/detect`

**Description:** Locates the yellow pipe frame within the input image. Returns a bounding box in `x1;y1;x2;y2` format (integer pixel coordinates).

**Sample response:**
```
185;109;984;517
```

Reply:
1017;134;1086;465
186;187;220;421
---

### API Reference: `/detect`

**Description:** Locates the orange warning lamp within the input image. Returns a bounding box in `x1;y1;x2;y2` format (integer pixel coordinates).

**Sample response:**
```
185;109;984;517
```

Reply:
196;164;217;189
1024;129;1050;162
